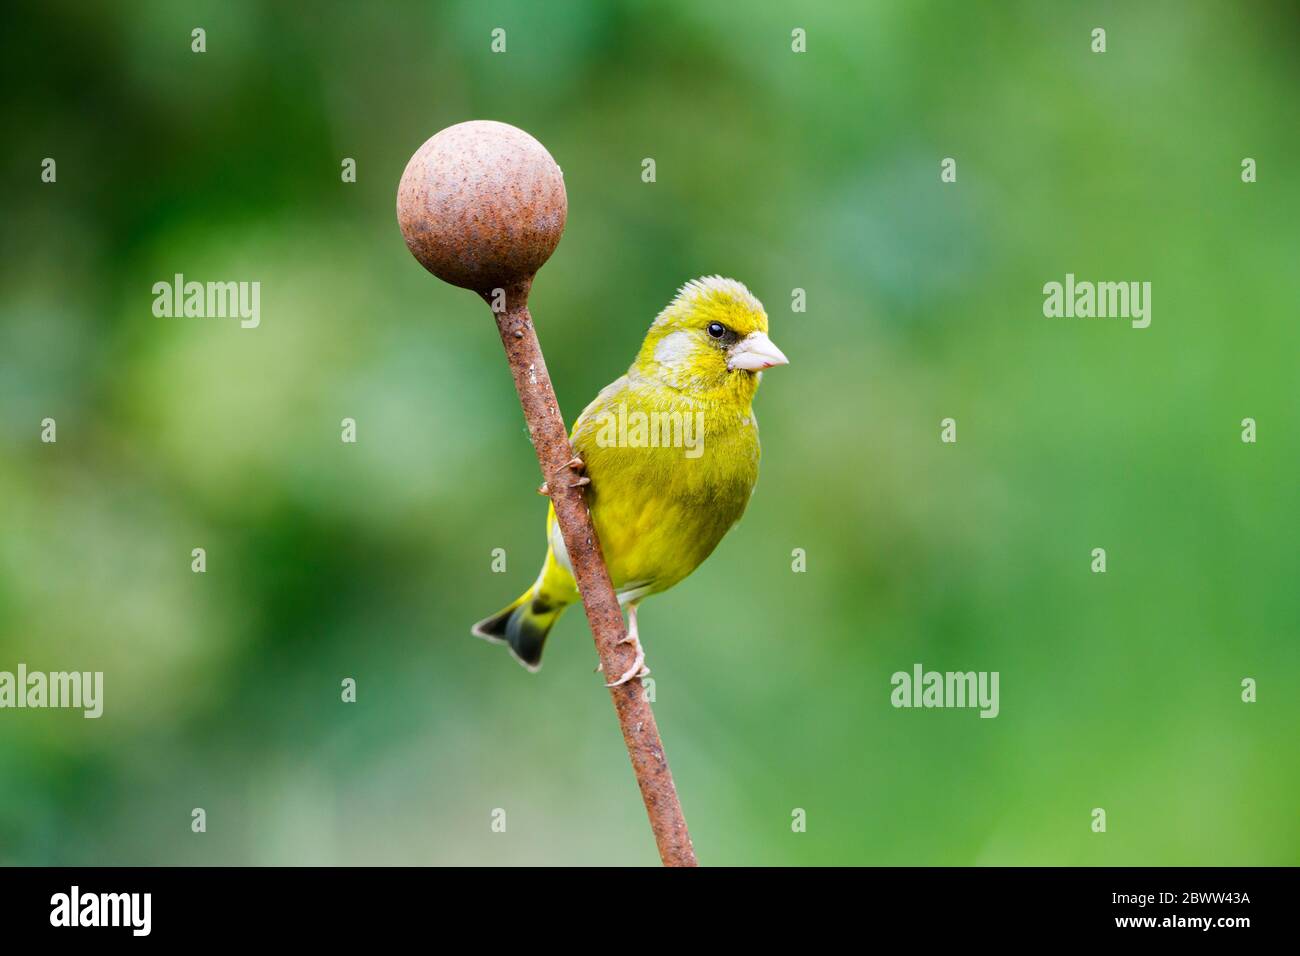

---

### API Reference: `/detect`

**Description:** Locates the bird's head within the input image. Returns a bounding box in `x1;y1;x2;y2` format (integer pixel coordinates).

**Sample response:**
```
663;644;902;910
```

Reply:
633;276;789;397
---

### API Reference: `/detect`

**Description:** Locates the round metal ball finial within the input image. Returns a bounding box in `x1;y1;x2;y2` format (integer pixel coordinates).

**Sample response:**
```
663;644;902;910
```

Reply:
396;120;568;292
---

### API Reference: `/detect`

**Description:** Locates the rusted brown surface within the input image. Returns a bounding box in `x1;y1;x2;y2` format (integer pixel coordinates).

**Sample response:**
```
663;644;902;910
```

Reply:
397;120;567;292
396;120;697;867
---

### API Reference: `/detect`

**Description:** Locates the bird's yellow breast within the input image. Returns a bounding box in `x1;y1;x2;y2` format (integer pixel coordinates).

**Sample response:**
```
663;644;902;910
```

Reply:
548;374;761;602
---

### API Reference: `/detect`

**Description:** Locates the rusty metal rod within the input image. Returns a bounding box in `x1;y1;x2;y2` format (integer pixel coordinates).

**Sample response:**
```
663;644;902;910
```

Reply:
397;121;695;865
485;280;697;867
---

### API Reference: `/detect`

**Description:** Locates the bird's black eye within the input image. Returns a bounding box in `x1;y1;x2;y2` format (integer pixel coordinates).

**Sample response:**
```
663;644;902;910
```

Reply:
707;322;726;339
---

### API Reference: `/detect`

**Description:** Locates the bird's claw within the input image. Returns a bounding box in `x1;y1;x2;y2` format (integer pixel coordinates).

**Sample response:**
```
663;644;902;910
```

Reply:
542;458;589;494
567;457;590;488
605;632;649;687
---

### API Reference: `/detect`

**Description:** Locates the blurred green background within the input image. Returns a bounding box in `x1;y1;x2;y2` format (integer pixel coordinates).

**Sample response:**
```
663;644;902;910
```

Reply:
2;0;1297;866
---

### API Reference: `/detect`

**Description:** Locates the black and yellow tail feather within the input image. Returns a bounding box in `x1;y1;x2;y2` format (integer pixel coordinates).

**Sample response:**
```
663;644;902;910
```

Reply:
472;588;567;671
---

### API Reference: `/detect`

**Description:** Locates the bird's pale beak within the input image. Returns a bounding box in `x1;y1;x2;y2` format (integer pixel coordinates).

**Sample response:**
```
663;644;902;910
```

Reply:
727;331;790;371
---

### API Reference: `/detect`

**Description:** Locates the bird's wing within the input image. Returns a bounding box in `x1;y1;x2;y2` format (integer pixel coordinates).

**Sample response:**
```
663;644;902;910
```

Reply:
570;375;632;449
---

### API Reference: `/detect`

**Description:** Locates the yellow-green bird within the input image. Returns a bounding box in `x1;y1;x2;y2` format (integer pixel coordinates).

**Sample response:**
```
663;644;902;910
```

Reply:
473;276;788;684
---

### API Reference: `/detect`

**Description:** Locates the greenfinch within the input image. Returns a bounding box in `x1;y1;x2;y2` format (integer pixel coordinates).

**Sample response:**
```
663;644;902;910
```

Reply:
473;276;788;684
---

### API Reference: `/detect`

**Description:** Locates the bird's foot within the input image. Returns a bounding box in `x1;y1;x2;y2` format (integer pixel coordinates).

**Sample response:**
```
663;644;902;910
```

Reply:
605;632;650;687
567;456;590;488
542;458;589;495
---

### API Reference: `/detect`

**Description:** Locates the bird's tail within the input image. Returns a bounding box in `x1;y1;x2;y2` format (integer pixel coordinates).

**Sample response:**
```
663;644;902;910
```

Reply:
472;585;568;671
